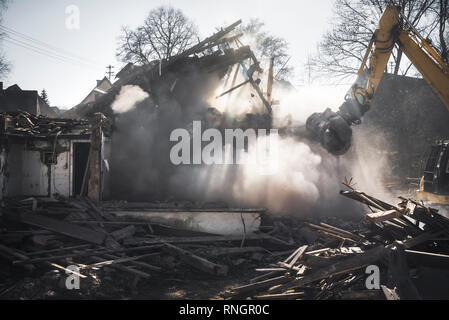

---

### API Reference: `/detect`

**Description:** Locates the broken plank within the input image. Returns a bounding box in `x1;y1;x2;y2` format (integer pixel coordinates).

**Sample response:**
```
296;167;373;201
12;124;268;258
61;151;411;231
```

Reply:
278;245;308;269
255;268;288;272
365;209;402;224
20;213;106;245
276;245;387;292
249;271;278;284
100;252;162;272
231;275;291;295
163;243;228;276
111;225;136;241
306;223;358;243
254;292;305;300
82;253;158;269
405;249;449;269
123;233;276;246
206;246;265;256
319;222;364;240
49;262;87;279
13;244;163;265
89;255;150;279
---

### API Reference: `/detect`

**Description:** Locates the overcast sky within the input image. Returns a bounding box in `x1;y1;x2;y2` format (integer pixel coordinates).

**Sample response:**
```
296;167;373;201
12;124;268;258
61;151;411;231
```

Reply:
1;0;336;108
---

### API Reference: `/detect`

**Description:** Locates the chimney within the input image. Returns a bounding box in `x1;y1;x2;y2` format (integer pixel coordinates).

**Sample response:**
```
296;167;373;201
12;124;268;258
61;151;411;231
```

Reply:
0;82;3;91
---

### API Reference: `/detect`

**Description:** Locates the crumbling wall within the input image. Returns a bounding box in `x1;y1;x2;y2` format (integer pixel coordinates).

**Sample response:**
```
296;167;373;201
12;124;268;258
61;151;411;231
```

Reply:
362;73;449;179
4;140;78;197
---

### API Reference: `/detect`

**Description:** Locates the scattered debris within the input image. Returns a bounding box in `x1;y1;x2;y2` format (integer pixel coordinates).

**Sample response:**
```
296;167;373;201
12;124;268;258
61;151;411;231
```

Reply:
225;182;449;300
2;181;449;299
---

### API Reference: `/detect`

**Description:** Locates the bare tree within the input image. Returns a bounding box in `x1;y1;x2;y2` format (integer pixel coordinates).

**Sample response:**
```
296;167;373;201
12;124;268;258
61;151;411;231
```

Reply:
429;0;449;63
311;0;441;81
239;19;293;81
0;0;10;77
117;6;198;64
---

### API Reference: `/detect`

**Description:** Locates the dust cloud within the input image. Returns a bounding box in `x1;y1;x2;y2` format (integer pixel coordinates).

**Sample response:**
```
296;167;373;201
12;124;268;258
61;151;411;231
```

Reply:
111;85;149;114
108;70;392;218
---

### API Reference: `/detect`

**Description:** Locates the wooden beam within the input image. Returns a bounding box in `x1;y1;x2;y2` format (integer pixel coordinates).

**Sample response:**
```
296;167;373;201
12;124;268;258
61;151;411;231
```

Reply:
254;292;304;300
405;249;449;269
231;275;291;295
89;255;151;279
366;209;402;224
20;213;106;245
82;253;158;269
163;243;228;276
87;113;105;201
274;245;387;292
278;245;308;269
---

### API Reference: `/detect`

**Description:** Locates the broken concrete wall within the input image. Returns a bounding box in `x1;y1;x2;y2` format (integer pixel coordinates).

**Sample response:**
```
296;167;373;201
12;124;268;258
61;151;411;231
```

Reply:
3;139;90;198
10;143;49;196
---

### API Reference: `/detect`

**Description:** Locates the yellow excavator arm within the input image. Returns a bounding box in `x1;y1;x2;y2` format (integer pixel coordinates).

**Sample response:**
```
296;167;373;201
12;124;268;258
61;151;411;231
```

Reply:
306;5;449;155
355;5;449;110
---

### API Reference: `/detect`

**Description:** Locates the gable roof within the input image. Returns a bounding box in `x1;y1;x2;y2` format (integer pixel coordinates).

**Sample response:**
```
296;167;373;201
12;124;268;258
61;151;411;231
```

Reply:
78;77;113;106
115;63;136;79
6;84;22;91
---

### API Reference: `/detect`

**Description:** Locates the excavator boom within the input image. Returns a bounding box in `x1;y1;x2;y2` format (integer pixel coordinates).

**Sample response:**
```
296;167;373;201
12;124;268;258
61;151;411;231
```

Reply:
306;5;449;155
398;30;449;110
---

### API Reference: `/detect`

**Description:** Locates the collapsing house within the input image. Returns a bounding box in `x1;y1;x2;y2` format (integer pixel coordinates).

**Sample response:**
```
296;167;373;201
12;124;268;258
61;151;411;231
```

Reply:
2;20;449;301
0;20;270;232
61;19;274;202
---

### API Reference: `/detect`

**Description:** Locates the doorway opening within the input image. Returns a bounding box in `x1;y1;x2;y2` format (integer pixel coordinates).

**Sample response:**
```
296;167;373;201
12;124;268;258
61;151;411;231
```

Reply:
73;142;90;196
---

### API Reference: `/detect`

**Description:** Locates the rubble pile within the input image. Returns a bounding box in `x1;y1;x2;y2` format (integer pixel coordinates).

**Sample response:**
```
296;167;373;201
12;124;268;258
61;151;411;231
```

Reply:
226;183;449;300
0;195;289;298
0;182;448;299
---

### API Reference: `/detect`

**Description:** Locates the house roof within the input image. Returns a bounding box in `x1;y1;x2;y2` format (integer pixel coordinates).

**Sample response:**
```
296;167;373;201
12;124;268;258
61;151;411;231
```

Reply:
0;84;59;118
6;84;22;91
77;77;113;107
115;63;136;79
0;110;92;139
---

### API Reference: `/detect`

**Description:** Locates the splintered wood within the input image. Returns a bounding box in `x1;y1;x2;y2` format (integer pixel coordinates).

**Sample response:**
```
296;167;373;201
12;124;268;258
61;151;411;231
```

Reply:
227;184;449;300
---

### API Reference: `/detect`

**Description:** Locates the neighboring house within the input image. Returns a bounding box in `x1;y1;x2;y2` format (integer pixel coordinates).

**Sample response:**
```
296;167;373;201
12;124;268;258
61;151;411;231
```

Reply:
0;82;57;117
62;77;113;119
78;76;112;106
115;62;137;80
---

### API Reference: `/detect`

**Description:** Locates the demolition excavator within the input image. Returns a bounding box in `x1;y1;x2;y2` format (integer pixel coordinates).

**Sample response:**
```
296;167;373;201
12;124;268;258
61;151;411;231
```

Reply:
305;5;449;204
